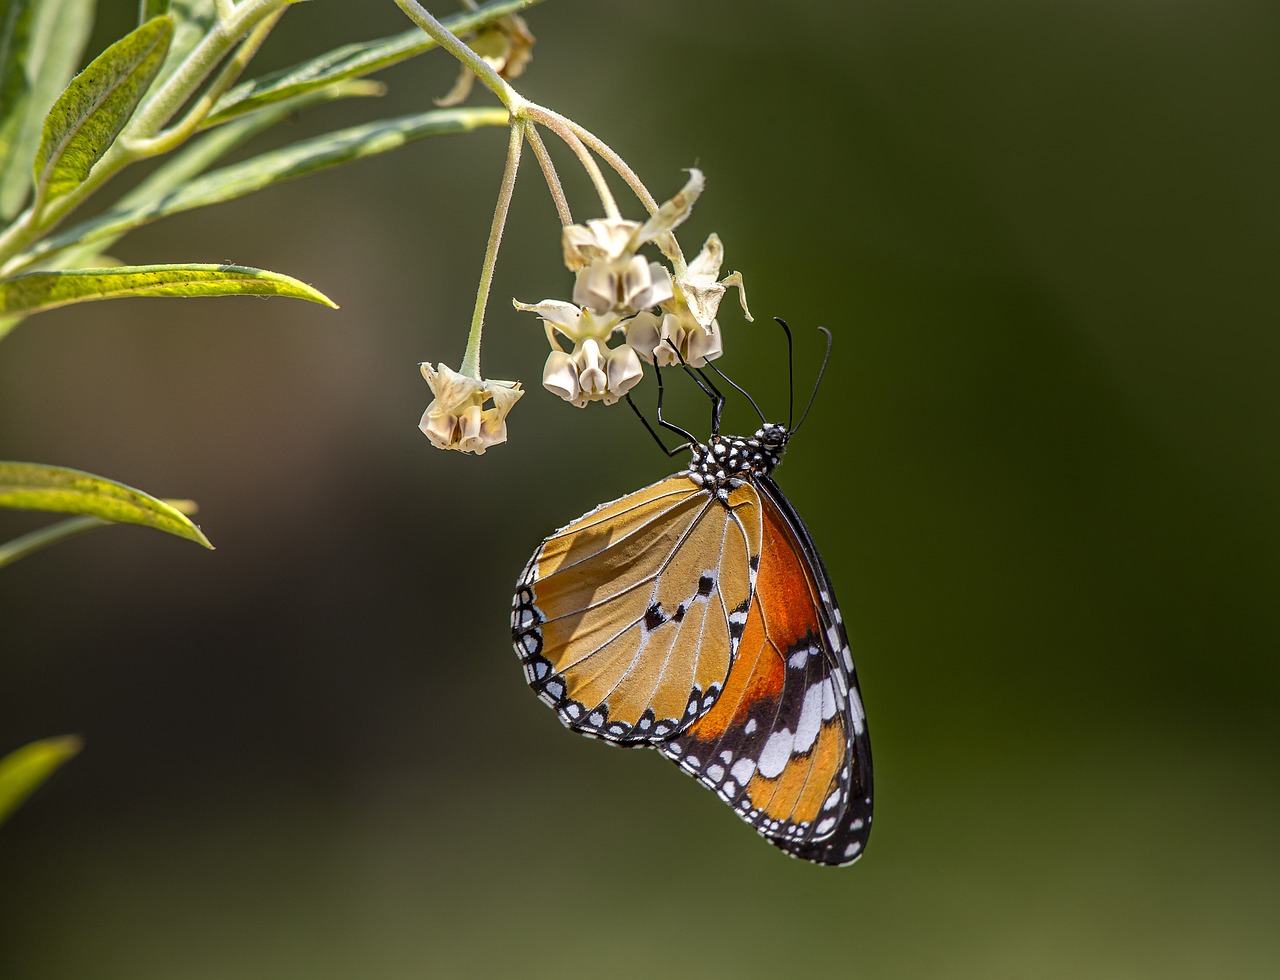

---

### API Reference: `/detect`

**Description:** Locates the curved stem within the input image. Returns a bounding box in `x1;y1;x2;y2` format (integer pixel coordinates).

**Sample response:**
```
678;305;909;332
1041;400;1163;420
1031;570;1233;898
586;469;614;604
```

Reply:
524;105;618;219
522;121;571;226
461;122;524;379
565;120;658;215
126;9;284;158
394;0;522;112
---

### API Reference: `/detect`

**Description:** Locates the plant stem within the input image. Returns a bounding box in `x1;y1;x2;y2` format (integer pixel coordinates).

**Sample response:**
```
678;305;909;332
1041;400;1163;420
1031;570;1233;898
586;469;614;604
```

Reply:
126;9;285;158
0;0;293;268
524;105;618;219
461;122;523;379
394;0;522;112
523;121;571;225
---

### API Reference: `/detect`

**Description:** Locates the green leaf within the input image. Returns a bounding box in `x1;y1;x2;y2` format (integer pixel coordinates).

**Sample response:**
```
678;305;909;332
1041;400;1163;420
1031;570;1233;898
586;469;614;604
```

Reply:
18;106;509;267
0;0;95;218
0;461;213;548
0;736;82;826
206;0;545;126
0;498;199;567
0;3;37;165
140;0;172;22
8;79;384;279
0;514;111;567
0;262;338;316
32;15;173;209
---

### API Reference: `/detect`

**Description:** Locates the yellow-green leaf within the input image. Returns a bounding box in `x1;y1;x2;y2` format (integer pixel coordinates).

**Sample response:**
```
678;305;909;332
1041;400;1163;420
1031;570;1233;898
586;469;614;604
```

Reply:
0;461;212;548
0;0;95;218
17;108;507;269
0;736;82;826
32;15;173;208
0;262;337;316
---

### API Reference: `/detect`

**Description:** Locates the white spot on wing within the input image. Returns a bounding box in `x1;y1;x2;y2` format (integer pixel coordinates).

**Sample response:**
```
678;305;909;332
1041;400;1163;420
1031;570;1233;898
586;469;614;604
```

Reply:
730;758;756;784
794;684;824;753
821;678;837;721
757;729;794;779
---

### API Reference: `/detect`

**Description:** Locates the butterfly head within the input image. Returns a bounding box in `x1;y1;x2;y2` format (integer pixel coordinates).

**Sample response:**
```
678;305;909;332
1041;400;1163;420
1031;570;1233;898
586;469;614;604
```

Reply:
686;422;791;492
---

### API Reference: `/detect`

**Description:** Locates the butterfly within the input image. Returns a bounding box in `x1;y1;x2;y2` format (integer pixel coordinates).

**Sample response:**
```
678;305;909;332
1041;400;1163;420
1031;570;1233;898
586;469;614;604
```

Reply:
511;332;872;866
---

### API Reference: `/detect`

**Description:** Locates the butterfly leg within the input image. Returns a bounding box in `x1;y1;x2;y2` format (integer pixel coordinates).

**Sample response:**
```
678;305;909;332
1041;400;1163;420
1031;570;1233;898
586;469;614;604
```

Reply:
625;394;687;457
652;361;700;447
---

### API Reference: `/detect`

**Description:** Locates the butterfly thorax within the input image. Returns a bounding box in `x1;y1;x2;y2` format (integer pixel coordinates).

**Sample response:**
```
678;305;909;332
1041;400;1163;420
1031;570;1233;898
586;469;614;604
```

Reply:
685;422;790;493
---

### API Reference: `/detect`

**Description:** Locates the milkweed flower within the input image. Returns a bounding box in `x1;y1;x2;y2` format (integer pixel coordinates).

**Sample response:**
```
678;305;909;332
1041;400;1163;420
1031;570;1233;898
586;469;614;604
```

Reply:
419;361;523;454
558;170;705;318
513;299;643;407
626;232;751;367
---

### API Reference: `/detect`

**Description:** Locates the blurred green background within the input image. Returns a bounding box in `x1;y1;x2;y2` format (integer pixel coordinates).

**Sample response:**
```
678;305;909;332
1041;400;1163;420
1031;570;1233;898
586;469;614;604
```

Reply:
3;0;1278;976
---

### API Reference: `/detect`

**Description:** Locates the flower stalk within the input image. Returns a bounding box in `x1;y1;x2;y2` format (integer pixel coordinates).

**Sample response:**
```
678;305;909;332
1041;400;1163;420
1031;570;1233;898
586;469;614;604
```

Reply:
462;120;524;379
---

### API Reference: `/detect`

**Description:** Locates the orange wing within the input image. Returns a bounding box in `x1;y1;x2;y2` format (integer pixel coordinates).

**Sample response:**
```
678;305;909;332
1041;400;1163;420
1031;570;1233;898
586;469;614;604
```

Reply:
513;475;763;744
657;477;873;865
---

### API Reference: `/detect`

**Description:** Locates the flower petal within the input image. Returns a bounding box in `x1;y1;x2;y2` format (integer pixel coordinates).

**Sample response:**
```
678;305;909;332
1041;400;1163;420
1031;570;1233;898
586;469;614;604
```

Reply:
638;169;705;245
542;349;581;403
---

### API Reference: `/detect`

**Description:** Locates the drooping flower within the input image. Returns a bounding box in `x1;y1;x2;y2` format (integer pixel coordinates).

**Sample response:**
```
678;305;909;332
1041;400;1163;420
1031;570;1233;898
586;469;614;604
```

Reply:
419;361;523;454
436;12;535;107
626;232;750;367
674;232;751;331
557;170;706;318
625;305;723;368
513;299;643;407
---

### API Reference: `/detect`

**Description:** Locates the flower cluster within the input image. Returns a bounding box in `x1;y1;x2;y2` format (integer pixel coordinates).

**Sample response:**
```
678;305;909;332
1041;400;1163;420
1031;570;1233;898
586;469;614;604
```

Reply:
419;362;523;455
516;169;752;408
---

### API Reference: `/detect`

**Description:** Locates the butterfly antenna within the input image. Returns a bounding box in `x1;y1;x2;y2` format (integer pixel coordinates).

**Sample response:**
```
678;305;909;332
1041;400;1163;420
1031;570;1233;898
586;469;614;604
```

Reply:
703;361;768;426
793;326;833;434
774;317;796;428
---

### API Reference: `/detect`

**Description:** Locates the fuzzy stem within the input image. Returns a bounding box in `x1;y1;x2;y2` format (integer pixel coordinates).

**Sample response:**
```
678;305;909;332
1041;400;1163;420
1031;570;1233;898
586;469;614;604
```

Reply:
126;9;284;157
523;105;618;219
461;123;524;379
394;0;522;112
523;121;571;226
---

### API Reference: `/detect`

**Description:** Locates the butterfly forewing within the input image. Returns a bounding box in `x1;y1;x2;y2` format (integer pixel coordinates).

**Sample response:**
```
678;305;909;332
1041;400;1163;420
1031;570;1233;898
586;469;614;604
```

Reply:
513;475;762;744
658;477;873;865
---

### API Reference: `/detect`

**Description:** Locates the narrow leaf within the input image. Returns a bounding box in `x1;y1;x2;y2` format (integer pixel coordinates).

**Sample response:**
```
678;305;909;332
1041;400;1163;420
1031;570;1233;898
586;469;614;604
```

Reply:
0;514;108;567
0;0;95;218
0;461;212;548
0;3;37;157
206;0;545;126
0;262;338;316
32;15;173;208
0;498;198;567
0;736;82;826
10;80;384;277
140;0;172;22
20;106;508;267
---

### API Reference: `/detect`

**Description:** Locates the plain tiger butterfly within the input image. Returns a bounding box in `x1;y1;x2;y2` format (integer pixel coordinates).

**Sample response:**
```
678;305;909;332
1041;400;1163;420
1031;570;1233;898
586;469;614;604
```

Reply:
511;325;873;866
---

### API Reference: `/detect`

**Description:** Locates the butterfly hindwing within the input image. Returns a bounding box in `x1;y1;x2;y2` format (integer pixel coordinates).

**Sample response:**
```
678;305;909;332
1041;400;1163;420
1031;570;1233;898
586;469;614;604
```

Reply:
658;476;873;865
513;475;763;744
